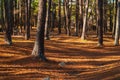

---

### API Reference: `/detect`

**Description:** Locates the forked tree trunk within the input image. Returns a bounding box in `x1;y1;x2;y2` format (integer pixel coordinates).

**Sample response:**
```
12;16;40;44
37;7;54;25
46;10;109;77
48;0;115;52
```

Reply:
32;0;47;61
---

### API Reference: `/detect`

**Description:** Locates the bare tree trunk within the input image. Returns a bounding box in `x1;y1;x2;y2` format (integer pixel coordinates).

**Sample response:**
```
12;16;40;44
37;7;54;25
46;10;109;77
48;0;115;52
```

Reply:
25;0;31;40
63;0;67;34
79;0;83;35
97;0;103;46
81;0;89;40
75;0;79;36
0;0;5;32
32;0;47;61
58;0;61;34
65;0;71;36
112;0;118;37
114;0;120;46
4;0;14;45
45;0;52;40
103;0;108;34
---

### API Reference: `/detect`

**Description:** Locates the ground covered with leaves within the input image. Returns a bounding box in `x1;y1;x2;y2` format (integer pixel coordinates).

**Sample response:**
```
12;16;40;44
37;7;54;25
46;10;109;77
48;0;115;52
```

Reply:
0;31;120;80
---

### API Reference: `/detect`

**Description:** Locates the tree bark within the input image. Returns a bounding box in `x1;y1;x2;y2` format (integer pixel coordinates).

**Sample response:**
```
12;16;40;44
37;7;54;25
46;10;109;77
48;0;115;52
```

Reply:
65;0;71;36
58;0;61;34
81;0;89;40
32;0;47;61
114;0;120;46
25;0;31;40
4;0;14;45
45;0;52;40
97;0;103;46
75;0;79;36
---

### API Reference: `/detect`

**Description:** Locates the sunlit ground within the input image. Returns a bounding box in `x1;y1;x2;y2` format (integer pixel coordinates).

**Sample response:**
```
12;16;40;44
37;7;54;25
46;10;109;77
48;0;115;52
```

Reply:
0;30;120;80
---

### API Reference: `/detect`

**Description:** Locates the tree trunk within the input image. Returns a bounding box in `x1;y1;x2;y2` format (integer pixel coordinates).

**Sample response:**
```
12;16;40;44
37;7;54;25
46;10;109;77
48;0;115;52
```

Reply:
58;0;61;34
97;0;103;46
32;0;47;61
25;0;31;40
0;0;5;31
81;0;89;40
103;0;108;34
45;0;52;40
65;0;71;36
4;0;14;45
114;0;120;46
79;0;83;35
112;0;118;37
63;0;67;34
75;0;79;36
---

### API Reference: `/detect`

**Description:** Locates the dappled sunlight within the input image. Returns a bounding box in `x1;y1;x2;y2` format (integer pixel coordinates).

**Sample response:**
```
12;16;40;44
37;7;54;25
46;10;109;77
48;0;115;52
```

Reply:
0;32;120;79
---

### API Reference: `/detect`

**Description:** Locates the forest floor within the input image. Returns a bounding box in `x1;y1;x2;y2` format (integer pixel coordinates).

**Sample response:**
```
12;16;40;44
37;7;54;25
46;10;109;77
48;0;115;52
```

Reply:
0;29;120;80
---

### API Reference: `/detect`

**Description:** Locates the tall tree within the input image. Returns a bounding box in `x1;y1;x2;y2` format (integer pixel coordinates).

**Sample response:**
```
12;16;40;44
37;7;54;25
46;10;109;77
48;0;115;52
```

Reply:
4;0;14;45
25;0;31;40
65;0;71;36
103;0;108;33
45;0;52;40
97;0;103;46
114;0;120;46
58;0;61;34
112;0;118;37
75;0;79;36
79;0;83;35
81;0;89;40
0;0;5;31
32;0;47;61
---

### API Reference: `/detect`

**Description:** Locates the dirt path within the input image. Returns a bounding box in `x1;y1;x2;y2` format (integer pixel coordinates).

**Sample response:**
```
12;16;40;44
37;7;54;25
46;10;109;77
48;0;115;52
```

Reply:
0;33;120;80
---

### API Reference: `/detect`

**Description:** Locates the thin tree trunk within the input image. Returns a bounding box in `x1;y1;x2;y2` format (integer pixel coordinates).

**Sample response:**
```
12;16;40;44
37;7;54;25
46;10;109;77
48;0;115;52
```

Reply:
114;0;120;46
58;0;61;34
45;0;52;40
97;0;103;46
25;0;31;40
81;0;89;40
0;0;5;31
65;0;71;36
79;0;83;35
75;0;79;36
63;0;67;34
112;0;118;37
